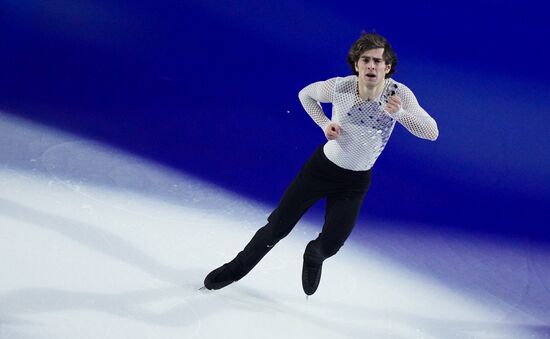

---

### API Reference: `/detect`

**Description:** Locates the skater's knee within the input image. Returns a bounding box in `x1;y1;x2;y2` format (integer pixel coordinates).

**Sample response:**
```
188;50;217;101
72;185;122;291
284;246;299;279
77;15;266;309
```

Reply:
270;224;293;243
267;210;299;235
258;222;291;245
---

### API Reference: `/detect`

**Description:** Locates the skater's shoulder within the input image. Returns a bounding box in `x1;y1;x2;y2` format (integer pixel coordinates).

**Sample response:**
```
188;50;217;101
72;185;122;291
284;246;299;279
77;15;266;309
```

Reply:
334;75;357;92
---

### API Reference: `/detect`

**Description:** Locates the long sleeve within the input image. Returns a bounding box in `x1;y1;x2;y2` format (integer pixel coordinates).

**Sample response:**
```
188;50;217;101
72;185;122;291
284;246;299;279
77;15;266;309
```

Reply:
394;84;439;141
298;78;338;132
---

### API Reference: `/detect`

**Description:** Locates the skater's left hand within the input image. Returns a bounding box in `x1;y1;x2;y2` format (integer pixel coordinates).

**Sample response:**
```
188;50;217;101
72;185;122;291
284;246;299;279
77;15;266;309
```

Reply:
384;94;402;115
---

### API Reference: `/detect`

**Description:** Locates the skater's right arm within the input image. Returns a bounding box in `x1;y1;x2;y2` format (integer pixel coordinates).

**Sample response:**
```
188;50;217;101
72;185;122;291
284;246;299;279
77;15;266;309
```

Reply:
298;78;338;134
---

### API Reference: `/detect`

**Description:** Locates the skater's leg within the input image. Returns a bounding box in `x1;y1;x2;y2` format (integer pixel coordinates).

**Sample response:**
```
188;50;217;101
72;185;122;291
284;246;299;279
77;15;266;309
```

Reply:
204;167;322;290
302;191;367;295
314;191;367;258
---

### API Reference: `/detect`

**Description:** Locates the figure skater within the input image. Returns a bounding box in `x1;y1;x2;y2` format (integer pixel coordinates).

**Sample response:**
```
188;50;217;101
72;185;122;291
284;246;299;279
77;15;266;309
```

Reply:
203;32;439;296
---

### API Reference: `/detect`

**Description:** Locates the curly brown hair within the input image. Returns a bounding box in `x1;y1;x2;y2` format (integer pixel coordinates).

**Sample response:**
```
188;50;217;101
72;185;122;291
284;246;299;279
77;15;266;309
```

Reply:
347;32;397;78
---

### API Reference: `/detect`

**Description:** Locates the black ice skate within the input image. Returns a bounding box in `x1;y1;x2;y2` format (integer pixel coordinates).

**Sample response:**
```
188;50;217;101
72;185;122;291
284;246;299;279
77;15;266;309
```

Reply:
302;261;322;296
203;263;237;290
302;242;323;296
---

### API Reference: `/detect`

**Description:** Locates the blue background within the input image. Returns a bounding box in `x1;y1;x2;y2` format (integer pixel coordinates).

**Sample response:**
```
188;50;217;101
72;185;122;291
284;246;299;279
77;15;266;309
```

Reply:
1;0;549;240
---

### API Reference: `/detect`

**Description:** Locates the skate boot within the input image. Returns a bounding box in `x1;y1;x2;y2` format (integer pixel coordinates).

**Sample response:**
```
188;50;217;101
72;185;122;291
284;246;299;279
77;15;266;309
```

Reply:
204;263;237;290
302;241;323;296
203;222;279;290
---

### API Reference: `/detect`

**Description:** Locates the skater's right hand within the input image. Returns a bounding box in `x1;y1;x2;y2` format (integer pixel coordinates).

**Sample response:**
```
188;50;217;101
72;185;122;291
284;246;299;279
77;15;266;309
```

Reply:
325;122;341;140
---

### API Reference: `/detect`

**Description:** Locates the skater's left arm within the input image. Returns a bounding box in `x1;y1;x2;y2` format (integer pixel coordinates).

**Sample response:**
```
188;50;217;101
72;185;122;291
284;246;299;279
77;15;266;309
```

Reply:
384;85;439;141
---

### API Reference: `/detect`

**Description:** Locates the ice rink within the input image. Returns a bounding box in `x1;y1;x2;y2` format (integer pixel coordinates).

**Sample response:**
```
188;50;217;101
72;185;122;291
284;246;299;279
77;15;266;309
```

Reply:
1;112;549;339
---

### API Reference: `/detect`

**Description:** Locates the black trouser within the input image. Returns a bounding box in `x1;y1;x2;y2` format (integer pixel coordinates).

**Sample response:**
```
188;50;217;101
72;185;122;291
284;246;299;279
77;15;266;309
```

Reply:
228;145;372;280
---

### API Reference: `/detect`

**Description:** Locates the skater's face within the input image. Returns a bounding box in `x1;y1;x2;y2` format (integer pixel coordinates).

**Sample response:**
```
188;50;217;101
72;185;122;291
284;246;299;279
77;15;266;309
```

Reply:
355;48;391;88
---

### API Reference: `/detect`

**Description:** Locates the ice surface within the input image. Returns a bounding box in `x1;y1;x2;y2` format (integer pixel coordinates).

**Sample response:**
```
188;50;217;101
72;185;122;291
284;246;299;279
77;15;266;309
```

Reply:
1;112;549;339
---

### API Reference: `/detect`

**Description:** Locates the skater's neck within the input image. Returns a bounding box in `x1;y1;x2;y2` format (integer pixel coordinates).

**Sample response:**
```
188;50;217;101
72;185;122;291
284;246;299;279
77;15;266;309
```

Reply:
357;79;386;101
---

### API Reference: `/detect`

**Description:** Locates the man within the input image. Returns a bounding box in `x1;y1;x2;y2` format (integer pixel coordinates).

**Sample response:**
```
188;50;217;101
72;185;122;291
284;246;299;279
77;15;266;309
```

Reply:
203;32;438;296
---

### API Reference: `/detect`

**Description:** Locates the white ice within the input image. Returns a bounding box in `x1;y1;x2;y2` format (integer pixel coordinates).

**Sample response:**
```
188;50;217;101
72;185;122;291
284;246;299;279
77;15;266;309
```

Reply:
1;112;549;339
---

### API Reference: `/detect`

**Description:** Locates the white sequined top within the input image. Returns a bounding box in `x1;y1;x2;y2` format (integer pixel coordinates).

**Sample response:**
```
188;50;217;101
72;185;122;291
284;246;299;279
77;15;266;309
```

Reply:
298;75;439;171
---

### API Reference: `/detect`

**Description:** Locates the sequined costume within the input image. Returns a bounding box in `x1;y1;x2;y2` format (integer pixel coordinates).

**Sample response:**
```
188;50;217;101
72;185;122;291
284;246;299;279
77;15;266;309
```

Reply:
298;76;438;171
